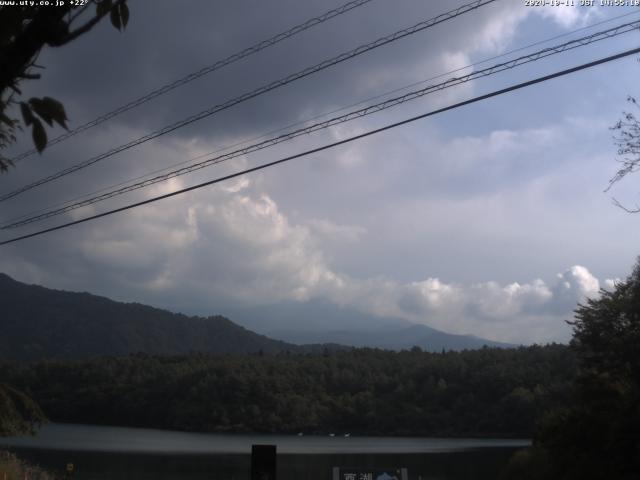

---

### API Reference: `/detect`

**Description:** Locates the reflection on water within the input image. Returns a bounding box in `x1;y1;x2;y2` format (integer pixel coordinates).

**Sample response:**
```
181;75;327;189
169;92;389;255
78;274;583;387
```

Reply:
1;424;529;480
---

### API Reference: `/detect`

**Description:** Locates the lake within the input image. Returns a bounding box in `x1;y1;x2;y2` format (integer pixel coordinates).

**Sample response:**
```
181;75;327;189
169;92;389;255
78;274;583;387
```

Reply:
1;423;530;480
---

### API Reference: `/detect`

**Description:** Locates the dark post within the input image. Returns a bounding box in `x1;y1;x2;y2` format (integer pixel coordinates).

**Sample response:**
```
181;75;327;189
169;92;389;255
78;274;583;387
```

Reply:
251;444;276;480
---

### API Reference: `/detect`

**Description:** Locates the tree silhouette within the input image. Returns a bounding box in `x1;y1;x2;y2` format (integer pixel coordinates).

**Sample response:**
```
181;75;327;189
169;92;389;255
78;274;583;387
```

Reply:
0;0;129;172
0;383;45;437
0;0;129;435
608;96;640;212
520;258;640;480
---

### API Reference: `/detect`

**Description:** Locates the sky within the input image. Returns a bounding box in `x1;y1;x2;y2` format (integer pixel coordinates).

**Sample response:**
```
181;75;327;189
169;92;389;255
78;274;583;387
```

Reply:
1;0;639;344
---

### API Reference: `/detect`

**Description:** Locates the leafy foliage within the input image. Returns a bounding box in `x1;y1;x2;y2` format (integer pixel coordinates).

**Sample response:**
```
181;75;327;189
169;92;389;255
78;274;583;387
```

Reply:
511;259;640;480
110;1;130;31
0;383;46;437
0;345;575;438
0;273;303;361
608;96;640;212
0;1;129;169
570;261;640;378
0;101;17;172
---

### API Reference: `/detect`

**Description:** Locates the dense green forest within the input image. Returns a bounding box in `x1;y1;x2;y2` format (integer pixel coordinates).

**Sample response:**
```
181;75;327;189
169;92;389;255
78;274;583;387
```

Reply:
1;345;574;438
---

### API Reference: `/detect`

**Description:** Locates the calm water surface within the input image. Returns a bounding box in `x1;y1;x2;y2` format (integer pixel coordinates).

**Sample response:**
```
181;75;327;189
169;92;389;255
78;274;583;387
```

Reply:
1;423;530;480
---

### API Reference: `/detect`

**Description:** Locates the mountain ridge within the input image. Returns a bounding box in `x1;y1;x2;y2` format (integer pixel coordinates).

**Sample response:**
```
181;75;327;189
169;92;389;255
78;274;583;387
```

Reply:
226;299;514;350
0;273;513;360
263;323;515;351
0;273;300;361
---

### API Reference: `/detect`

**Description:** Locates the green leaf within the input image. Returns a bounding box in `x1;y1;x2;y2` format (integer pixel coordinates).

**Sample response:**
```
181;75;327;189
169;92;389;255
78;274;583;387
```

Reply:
28;97;69;130
42;97;68;130
31;118;47;153
20;102;34;126
119;2;129;29
29;98;53;126
110;5;122;30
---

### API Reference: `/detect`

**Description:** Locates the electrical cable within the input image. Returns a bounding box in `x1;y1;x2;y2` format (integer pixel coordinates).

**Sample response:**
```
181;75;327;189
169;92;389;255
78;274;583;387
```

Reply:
9;0;376;163
4;18;639;229
2;45;638;246
6;7;636;228
0;0;497;202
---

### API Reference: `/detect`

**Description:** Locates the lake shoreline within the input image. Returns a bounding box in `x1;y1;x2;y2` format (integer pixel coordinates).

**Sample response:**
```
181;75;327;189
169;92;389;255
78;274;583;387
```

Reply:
1;423;531;455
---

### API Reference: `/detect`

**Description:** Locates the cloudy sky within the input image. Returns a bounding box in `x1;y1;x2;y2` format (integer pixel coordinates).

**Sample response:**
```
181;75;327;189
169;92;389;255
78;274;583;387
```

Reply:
1;0;639;344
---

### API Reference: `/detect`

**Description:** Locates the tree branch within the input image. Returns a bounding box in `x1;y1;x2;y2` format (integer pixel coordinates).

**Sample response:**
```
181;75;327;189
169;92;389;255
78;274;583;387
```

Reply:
0;7;72;94
611;196;640;213
63;0;126;44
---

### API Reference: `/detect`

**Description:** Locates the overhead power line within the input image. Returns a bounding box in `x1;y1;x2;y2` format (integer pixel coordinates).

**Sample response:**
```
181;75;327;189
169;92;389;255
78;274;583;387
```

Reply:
5;8;636;229
1;46;638;247
4;18;639;230
9;0;376;163
0;0;497;203
5;11;635;232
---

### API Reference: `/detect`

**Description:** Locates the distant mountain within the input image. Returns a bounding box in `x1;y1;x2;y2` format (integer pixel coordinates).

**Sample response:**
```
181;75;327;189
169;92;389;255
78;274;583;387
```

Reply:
0;273;513;361
0;273;300;361
228;300;515;351
266;324;515;351
226;298;414;333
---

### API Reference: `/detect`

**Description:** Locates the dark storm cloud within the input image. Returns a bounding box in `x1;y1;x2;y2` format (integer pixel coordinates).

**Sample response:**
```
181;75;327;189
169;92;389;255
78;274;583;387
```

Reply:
0;0;635;344
0;0;532;232
4;0;512;159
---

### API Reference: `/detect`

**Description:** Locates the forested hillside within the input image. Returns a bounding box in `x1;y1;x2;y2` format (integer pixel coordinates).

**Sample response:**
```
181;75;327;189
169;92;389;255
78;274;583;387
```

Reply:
1;345;575;438
0;273;298;360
